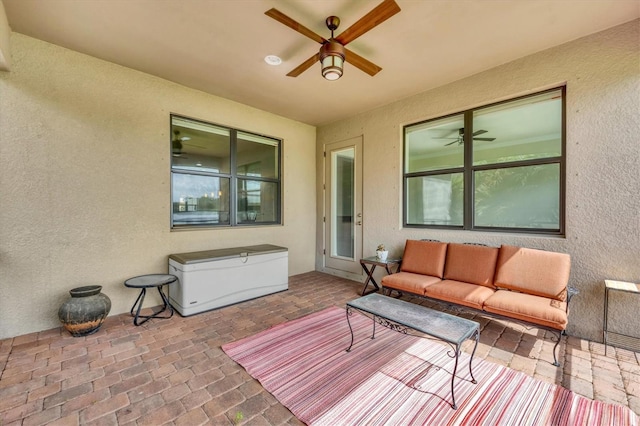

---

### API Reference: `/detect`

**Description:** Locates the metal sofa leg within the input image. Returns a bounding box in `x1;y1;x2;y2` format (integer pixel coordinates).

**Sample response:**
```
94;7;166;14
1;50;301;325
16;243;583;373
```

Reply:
552;330;562;367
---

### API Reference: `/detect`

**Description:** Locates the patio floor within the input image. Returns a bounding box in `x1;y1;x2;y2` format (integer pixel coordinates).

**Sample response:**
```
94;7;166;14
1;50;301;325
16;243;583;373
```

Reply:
1;271;639;425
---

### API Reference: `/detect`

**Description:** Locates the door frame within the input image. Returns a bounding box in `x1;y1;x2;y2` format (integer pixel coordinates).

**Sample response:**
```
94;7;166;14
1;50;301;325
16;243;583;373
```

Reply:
322;136;363;279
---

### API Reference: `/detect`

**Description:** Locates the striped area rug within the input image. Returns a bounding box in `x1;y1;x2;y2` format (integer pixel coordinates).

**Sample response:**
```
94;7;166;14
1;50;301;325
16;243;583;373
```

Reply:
222;307;638;425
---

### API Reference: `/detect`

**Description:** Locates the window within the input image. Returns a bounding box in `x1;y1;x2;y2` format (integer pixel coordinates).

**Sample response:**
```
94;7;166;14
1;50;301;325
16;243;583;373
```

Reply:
170;115;281;228
403;87;565;234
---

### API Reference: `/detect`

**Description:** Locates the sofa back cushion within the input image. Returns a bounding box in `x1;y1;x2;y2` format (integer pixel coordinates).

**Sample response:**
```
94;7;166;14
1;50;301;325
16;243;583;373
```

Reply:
494;245;571;301
400;240;448;278
443;243;499;288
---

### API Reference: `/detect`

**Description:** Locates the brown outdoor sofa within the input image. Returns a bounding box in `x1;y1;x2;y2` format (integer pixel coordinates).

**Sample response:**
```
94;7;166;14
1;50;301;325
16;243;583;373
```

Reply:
381;239;578;366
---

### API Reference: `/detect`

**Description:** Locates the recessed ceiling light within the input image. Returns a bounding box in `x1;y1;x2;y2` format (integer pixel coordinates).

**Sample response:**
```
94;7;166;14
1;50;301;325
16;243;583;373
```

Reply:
264;55;282;66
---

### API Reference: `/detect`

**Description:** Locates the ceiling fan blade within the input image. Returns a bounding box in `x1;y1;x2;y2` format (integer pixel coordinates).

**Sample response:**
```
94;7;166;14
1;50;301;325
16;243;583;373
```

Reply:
184;143;207;149
265;8;327;44
444;141;458;146
286;53;320;77
344;48;382;76
473;137;496;141
335;0;401;45
472;129;488;136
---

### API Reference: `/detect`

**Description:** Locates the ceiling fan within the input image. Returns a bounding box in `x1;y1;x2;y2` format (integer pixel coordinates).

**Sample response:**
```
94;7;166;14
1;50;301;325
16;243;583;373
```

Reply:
265;0;401;80
441;128;496;146
172;130;191;157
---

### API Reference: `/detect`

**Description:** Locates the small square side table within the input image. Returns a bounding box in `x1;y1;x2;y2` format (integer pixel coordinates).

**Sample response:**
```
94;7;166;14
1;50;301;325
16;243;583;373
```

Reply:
359;256;401;296
603;279;640;355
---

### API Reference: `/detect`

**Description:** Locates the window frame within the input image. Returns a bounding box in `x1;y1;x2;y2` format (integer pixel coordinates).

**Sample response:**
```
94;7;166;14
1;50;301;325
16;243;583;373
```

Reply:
170;114;282;229
402;87;566;236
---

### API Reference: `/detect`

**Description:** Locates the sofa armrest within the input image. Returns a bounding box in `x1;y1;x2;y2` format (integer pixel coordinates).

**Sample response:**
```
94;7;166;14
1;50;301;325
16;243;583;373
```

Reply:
566;286;579;312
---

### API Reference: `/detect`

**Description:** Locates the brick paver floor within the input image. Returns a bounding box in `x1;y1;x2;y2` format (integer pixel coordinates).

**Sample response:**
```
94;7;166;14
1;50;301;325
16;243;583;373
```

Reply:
1;271;639;424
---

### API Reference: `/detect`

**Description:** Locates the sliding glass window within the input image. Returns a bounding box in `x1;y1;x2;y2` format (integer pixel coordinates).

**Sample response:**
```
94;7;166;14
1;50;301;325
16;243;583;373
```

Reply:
403;87;565;234
170;115;281;228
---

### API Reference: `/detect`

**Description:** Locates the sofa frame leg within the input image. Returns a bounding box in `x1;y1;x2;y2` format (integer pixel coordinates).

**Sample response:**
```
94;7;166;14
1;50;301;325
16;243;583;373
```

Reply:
552;330;562;367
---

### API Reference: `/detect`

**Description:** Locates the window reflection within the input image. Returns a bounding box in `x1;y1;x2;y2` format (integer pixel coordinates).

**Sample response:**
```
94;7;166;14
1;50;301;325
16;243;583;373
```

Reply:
237;180;278;223
475;164;559;229
237;132;279;179
405;115;465;173
172;175;230;226
406;174;463;226
171;119;231;174
473;90;562;166
403;87;564;233
170;116;281;228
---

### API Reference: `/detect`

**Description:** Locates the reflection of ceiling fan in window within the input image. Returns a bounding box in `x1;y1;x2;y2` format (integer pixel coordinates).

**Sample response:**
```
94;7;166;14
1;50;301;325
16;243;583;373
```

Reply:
172;130;191;157
440;128;496;146
172;130;209;158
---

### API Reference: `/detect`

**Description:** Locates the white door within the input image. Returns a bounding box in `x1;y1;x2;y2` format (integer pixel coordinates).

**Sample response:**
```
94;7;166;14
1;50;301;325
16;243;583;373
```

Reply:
324;136;363;275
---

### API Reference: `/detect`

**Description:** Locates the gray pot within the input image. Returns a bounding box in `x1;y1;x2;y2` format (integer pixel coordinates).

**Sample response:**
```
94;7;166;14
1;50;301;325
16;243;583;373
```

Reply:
58;285;111;337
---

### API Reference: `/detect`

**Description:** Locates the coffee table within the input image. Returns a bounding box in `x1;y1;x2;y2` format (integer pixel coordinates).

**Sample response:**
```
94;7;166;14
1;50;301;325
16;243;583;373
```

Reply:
345;293;479;409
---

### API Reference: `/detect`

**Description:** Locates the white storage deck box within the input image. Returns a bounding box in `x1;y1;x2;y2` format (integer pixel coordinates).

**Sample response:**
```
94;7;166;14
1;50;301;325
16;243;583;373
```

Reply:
168;244;288;316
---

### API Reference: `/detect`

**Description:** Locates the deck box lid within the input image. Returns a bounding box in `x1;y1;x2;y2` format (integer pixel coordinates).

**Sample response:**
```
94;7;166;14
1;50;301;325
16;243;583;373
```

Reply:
169;244;287;265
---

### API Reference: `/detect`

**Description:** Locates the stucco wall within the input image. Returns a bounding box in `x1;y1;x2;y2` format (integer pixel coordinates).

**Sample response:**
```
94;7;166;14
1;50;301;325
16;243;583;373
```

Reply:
0;2;10;71
317;20;640;342
0;34;316;339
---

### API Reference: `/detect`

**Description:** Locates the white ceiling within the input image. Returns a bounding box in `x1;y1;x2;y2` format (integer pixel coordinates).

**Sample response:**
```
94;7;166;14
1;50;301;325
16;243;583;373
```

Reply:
3;0;638;126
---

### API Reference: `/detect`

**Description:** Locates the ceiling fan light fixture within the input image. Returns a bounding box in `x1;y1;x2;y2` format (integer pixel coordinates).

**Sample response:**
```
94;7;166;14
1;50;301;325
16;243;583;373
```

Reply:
320;40;345;81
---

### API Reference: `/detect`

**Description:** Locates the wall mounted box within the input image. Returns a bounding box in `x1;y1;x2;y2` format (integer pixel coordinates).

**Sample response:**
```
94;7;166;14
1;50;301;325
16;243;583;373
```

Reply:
168;244;288;316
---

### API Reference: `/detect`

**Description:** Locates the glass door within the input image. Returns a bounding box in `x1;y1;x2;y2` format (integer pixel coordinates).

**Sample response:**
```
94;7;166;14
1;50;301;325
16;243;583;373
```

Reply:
324;136;362;275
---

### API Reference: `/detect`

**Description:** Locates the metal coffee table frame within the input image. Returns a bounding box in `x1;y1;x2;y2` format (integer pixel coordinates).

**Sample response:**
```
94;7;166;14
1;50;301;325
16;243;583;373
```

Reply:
345;293;479;409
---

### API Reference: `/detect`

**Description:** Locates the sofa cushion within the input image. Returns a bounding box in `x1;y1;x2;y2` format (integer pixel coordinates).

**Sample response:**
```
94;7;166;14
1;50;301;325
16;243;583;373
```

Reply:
483;290;568;330
424;280;495;310
381;272;440;296
494;245;571;301
399;240;448;278
443;243;499;288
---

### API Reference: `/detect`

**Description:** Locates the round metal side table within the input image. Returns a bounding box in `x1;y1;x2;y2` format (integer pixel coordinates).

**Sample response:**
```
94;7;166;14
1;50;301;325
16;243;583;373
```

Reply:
124;274;177;326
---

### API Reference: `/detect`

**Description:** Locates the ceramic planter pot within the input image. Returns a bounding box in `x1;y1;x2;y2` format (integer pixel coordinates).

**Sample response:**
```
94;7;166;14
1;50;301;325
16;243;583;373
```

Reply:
58;285;111;337
376;250;389;261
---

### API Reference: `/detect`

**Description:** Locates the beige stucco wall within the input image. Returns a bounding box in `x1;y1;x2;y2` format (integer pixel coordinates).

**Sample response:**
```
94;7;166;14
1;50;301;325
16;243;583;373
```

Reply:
317;20;640;342
0;34;316;339
0;2;10;71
